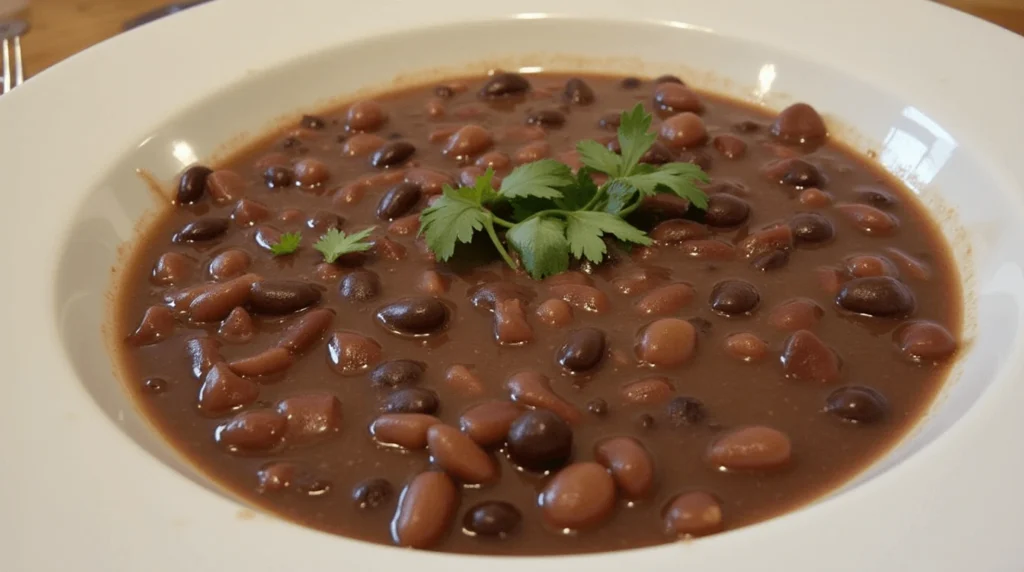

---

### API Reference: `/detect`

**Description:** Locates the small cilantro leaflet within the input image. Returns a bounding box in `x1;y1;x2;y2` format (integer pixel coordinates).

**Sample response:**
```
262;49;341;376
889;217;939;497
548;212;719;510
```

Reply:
555;168;599;211
269;231;302;256
499;159;573;200
618;161;710;208
419;185;493;261
576;139;622;177
603;180;638;215
506;216;570;279
617;103;658;176
565;211;652;263
313;227;374;264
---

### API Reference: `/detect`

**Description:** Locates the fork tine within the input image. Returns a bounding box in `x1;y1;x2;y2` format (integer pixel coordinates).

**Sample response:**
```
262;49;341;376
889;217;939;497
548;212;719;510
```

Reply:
13;36;22;86
2;38;10;94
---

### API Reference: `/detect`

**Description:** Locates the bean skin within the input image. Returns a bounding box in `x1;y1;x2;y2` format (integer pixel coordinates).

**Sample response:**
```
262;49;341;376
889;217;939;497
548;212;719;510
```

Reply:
390;472;458;549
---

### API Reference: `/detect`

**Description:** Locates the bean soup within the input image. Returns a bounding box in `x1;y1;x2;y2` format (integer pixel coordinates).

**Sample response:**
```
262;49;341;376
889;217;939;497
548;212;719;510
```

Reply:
115;72;961;554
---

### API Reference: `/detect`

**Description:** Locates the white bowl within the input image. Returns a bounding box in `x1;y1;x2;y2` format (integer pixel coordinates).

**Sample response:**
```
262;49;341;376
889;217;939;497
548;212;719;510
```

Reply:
2;0;1024;570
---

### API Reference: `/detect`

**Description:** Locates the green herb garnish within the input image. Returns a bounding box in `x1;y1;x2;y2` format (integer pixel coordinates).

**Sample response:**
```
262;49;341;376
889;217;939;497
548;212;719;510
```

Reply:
313;227;375;263
269;231;303;256
418;103;710;279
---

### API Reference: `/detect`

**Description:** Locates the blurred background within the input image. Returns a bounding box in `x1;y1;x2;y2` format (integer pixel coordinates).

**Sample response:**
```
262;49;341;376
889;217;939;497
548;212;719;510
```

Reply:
2;0;1023;79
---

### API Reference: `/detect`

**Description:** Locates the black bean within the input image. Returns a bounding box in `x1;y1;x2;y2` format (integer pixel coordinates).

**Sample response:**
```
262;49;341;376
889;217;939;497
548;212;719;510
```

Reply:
704;194;750;227
709;280;761;316
369;360;425;388
666;396;706;426
463;501;522;537
507;410;573;472
376;297;450;337
563;77;595;105
352;478;393;509
479;72;531;98
263;165;294;188
825;386;888;424
640;141;674;165
306;211;345;233
766;158;827;188
556;328;606;374
750;250;790;272
678;150;713;171
655;74;684;85
525;109;567;128
587;398;608;416
620;77;642;89
249;280;321;315
370;141;416;168
836;276;915;317
172;218;229;243
376;182;422;221
469;282;535;312
339;270;381;302
177;165;212;204
598;112;621;131
301;114;326;130
382;387;440;415
790;212;835;244
854;185;899;208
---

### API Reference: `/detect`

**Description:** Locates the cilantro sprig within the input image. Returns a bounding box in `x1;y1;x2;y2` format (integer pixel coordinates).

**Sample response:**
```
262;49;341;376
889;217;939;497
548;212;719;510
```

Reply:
313;227;375;263
269;231;303;256
418;103;710;279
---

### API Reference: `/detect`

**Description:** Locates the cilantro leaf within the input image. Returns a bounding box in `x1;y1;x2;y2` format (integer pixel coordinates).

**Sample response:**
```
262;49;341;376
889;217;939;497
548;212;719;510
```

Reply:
617;103;658;176
603;180;639;215
462;167;501;205
512;196;556;221
313;227;375;264
269;231;302;256
576;139;622;177
555;167;600;211
618;161;710;209
499;159;573;200
419;185;494;261
506;216;570;279
566;211;652;263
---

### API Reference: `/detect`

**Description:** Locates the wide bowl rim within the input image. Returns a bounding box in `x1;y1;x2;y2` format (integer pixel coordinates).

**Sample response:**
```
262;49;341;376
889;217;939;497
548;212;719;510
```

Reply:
2;0;1024;570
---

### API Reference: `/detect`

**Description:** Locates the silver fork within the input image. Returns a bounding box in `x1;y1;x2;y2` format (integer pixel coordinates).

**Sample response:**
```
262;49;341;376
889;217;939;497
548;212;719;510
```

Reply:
1;19;29;94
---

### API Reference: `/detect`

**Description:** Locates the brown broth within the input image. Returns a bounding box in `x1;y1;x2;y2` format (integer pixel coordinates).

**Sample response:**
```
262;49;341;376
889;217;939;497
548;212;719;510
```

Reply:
115;73;960;554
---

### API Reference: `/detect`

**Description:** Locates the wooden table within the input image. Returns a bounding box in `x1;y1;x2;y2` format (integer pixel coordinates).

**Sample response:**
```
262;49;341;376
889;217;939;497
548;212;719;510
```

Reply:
14;0;1024;78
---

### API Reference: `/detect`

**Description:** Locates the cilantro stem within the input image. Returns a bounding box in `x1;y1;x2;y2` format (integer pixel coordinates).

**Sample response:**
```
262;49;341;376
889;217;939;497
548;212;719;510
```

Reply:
618;198;644;217
483;218;517;269
490;215;515;229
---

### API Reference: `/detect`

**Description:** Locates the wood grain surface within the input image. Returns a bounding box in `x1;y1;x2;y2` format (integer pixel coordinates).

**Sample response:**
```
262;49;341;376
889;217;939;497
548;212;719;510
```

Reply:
10;0;1024;78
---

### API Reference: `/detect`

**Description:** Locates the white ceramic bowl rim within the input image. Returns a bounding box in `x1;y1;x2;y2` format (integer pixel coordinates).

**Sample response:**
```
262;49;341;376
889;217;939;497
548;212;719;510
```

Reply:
2;0;1024;570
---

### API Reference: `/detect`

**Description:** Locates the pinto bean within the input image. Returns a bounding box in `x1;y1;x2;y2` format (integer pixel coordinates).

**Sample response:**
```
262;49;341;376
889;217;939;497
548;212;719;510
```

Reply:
277;308;334;354
126;306;176;346
198;363;259;414
594;437;655;498
228;347;294;378
493;298;533;345
459;401;523;447
188;274;257;322
548;284;610;314
370;414;442;450
427;425;498;484
506;370;581;424
390;472;458;549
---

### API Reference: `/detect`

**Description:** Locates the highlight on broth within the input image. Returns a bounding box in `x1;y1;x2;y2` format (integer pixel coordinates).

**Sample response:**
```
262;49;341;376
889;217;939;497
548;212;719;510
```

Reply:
117;71;960;554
